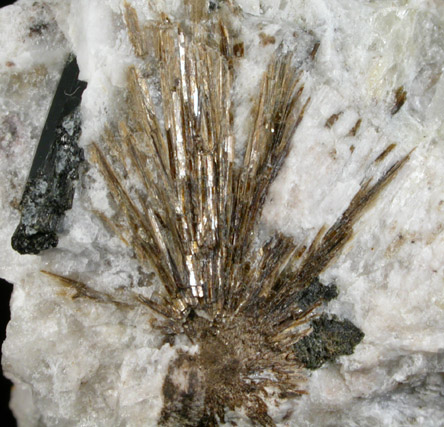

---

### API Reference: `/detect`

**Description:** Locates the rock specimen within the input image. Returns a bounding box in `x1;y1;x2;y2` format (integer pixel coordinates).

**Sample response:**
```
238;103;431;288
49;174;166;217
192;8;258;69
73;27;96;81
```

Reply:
0;0;443;426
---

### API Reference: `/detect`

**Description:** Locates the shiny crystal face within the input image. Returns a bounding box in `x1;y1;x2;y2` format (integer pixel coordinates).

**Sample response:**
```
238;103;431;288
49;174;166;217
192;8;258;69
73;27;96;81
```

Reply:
42;2;409;425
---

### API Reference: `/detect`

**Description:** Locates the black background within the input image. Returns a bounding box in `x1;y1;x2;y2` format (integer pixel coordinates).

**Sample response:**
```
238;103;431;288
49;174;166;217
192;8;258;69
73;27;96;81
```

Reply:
0;278;16;426
0;1;16;8
2;0;28;426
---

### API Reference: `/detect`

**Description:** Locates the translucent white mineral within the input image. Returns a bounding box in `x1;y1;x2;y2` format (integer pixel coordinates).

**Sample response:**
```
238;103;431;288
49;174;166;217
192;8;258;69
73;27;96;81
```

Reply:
0;0;443;425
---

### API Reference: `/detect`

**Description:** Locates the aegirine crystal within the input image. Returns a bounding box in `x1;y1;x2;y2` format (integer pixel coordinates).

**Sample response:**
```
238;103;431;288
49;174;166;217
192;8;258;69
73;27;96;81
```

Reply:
11;56;86;255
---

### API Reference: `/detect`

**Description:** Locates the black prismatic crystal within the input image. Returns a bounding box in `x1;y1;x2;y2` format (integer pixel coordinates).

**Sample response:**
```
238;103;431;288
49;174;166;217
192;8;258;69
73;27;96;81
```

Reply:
11;56;87;255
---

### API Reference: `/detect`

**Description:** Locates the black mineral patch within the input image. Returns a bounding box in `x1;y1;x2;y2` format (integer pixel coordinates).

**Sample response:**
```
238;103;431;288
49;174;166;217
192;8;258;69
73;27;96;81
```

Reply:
208;0;222;12
293;313;364;370
11;110;84;254
296;278;338;311
11;56;86;255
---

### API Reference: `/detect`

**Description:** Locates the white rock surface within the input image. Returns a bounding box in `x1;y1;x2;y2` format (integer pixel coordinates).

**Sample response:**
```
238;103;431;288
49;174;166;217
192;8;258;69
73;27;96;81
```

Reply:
0;0;443;425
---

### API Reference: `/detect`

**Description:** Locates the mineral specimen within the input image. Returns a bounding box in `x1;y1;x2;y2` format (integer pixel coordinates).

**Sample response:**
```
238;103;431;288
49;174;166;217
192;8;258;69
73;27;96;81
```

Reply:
39;2;409;424
1;0;444;426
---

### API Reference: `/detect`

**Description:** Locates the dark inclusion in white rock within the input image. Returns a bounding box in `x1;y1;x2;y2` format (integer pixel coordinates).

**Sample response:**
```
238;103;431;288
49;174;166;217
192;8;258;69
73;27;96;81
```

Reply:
11;56;86;255
293;313;365;370
291;279;365;370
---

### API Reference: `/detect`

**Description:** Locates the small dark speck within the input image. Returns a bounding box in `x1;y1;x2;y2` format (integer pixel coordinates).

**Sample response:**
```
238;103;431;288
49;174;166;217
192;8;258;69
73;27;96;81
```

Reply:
259;32;276;46
282;409;294;422
5;61;15;67
325;112;342;128
208;0;219;11
374;143;396;163
347;118;362;137
310;41;320;60
29;22;48;36
391;86;407;115
233;42;244;58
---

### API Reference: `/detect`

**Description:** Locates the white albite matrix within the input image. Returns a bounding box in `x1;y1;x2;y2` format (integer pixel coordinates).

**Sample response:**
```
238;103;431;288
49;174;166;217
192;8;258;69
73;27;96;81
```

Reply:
0;0;443;426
